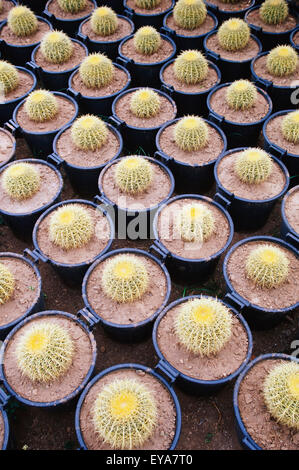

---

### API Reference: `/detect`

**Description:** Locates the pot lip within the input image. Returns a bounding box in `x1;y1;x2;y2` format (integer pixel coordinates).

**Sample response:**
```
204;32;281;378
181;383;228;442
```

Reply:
205;0;255;14
75;362;182;451
82;247;172;331
0;16;53;48
0;66;37;107
162;10;218;39
0;406;9;450
223;235;299;313
262;109;299;158
0;310;97;408
233;352;299;451
118;33;177;67
290;27;299;49
78;14;135;45
281;185;299;238
0;127;16;167
203;31;262;64
98;155;175;214
156;117;227;169
153;193;234;264
251;51;299;90
207;82;273;127
32;198;115;269
214;147;290;204
244;5;299;36
124;0;175;18
0;158;63;217
44;0;97;23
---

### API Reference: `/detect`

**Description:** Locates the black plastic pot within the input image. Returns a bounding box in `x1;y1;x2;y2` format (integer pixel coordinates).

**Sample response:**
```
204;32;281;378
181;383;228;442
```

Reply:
214;148;290;231
0;390;9;450
123;0;175;29
205;0;255;22
0;127;16;169
43;0;97;37
207;83;273;149
155;118;227;193
290;27;299;52
280;186;299;249
223;236;299;330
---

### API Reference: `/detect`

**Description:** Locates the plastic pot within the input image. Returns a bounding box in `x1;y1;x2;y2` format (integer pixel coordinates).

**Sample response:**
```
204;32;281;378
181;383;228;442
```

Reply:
290;27;299;52
205;0;255;21
0;128;16;169
0;390;9;450
123;0;175;29
207;83;273;149
223;236;299;330
280;186;299;249
75;362;181;450
43;0;97;37
155;118;227;193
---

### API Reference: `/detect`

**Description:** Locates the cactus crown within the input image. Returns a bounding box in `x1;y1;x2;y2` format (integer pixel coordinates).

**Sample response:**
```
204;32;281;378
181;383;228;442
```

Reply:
57;0;86;13
102;254;148;303
173;0;207;30
93;378;157;449
281;111;299;144
174;49;208;84
217;18;250;51
174;297;233;356
226;80;257;111
177;202;215;243
40;30;73;64
267;45;298;76
134;26;161;55
7;5;38;37
174;116;209;151
25;90;58;123
130;88;161;119
234;148;273;184
0;61;19;95
135;0;161;9
49;204;94;251
260;0;289;25
115;156;153;194
245;244;289;289
90;6;118;36
71;115;108;151
16;322;74;383
0;263;14;305
2;162;40;201
79;53;114;88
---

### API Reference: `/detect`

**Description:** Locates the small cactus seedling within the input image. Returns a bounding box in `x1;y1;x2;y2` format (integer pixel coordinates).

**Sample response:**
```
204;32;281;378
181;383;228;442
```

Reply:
173;0;207;30
267;45;298;76
57;0;86;13
102;254;148;303
93;378;157;449
135;0;161;9
177;202;215;243
234;148;273;184
79;53;114;88
217;18;250;51
24;90;58;123
281;110;299;144
2;162;40;200
134;26;161;55
174;116;208;151
0;263;14;305
245;244;289;289
16;322;74;383
115;156;153;194
226;80;257;111
49;204;94;251
130;88;161;118
174;297;232;356
71;115;108;151
7;5;38;37
174;50;208;84
260;0;288;25
0;61;19;94
40;31;73;64
90;6;118;36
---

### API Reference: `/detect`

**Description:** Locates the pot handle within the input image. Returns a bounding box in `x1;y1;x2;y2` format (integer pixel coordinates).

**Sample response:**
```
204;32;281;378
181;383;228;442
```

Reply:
23;248;48;264
154;150;173;165
149;240;170;263
77;307;101;331
0;387;10;407
155;359;179;385
242;436;257;450
4;120;20;137
214;192;232;209
285;232;299;251
224;293;247;313
47;152;64;168
123;7;134;20
160;26;176;38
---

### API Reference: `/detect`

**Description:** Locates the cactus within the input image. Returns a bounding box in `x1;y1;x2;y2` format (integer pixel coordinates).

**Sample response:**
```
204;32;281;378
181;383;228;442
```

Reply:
49;204;94;251
0;61;19;95
2;162;40;201
79;53;114;88
93;378;157;449
134;26;161;55
16;322;74;383
177;203;215;243
40;31;73;64
174;50;208;84
102;254;148;303
245;244;289;289
90;6;118;36
71;115;108;151
57;0;86;13
174;116;208;151
267;45;298;76
226;80;257;111
281;110;299;144
174;297;232;356
217;18;250;51
135;0;161;9
0;263;14;305
234;148;273;184
24;90;58;123
115;156;153;194
260;0;289;25
7;5;38;37
130;88;161;119
173;0;207;30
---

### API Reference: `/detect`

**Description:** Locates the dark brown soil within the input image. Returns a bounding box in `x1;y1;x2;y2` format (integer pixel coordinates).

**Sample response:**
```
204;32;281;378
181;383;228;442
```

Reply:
0;18;50;46
47;0;94;19
265;114;299;155
120;36;174;64
165;12;216;36
284;186;299;235
71;66;129;97
206;34;260;62
0;0;14;22
2;70;34;103
162;61;219;94
253;54;299;86
34;41;87;72
206;0;253;11
0;129;15;166
293;31;299;46
81;16;133;42
126;0;172;14
0;409;4;449
246;8;297;33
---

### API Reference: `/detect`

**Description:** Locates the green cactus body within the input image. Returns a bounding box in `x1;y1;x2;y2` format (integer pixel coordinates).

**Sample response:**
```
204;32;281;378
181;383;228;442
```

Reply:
177;202;215;243
134;26;161;55
173;0;207;30
7;5;38;37
174;50;208;84
25;90;58;123
267;45;298;76
40;31;73;64
217;18;250;51
57;0;86;13
90;6;118;36
2;162;40;200
0;61;19;94
174;116;208;151
115;156;153;194
135;0;161;9
130;88;161;118
79;53;114;88
71;115;108;151
245;244;289;289
0;263;14;305
260;0;289;25
281;110;299;144
234;148;273;184
226;80;257;111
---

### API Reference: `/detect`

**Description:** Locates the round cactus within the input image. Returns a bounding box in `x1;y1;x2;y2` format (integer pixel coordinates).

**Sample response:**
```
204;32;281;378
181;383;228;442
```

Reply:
49;204;94;251
0;61;19;95
226;80;257;111
260;0;289;25
0;263;14;305
173;0;207;30
174;50;208;84
90;6;118;36
115;156;153;194
24;90;58;123
281;110;299;144
177;203;215;243
2;162;40;201
217;18;250;51
130;88;161;119
102;254;148;303
134;26;161;55
79;53;114;88
174;297;233;356
245;244;289;289
93;378;157;449
16;322;74;383
40;31;73;64
174;116;208;151
135;0;161;9
71;115;108;151
234;148;273;184
57;0;86;13
7;5;38;37
267;45;298;76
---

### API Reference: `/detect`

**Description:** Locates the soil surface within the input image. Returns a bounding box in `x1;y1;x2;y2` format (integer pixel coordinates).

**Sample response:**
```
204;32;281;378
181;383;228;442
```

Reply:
71;66;129;97
0;19;50;46
284;186;299;235
265;114;299;155
165;12;216;36
34;41;87;72
0;129;15;166
0;409;4;449
206;34;260;62
120;36;174;64
126;0;172;15
253;54;299;86
47;0;94;20
293;30;299;46
81;16;133;42
206;0;253;12
0;0;14;23
162;61;219;94
246;8;297;33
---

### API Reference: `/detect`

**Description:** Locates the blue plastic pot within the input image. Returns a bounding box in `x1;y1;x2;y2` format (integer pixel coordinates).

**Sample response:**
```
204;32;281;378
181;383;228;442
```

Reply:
223;236;299;330
0;389;9;450
0;310;97;408
205;0;255;22
75;363;181;450
43;0;97;37
207;83;273;149
155;118;227;193
290;27;299;52
123;0;175;29
214;148;290;230
0;128;16;169
152;194;234;283
281;186;299;249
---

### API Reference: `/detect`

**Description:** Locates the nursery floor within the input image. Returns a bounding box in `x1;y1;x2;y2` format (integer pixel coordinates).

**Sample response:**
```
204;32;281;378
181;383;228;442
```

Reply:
1;137;298;451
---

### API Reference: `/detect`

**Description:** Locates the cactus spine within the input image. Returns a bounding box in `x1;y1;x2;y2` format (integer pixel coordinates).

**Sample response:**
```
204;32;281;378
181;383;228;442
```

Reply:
174;50;208;84
25;90;58;123
115;156;153;194
217;18;250;51
90;7;118;36
130;88;161;118
174;116;208;151
79;53;114;88
57;0;86;13
71;115;108;151
226;80;257;111
0;263;14;305
134;26;161;55
40;31;73;64
2;162;40;200
245;244;289;289
177;203;215;243
135;0;161;9
234;148;273;184
7;5;38;37
267;45;298;76
260;0;289;25
0;61;19;94
173;0;207;30
281;111;299;144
